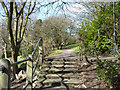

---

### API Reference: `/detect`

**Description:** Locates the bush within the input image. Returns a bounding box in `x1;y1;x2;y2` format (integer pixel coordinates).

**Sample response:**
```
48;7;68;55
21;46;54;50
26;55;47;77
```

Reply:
21;45;34;57
1;53;5;58
96;60;118;87
7;50;12;57
1;50;12;58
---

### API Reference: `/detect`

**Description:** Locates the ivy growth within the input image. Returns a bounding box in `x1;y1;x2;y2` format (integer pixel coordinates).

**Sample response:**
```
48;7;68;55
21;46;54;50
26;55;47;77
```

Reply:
96;60;118;87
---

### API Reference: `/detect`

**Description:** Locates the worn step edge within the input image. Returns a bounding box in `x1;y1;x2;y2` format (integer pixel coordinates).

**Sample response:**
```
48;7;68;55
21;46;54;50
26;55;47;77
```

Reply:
11;82;25;88
41;65;79;68
40;68;79;72
45;59;77;61
38;74;81;79
44;61;76;64
39;79;81;85
40;70;81;74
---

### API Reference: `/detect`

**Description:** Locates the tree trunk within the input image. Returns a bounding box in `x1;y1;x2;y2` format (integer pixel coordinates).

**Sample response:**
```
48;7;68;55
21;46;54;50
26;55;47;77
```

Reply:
56;44;59;50
12;46;19;74
60;45;63;50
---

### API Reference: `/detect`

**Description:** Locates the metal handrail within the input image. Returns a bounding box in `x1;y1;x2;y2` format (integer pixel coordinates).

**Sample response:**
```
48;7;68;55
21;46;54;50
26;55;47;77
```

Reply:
0;65;5;71
11;37;42;66
32;52;41;74
32;37;42;56
20;37;42;89
11;58;30;66
0;37;43;89
23;52;41;90
22;81;30;90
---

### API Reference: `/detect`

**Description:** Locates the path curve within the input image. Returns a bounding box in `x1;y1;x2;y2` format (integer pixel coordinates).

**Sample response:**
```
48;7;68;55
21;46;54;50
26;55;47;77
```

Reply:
46;49;77;59
46;49;118;60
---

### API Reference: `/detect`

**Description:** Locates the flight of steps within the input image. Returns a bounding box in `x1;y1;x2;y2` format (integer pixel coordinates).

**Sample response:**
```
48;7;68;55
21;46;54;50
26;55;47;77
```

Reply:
35;57;82;89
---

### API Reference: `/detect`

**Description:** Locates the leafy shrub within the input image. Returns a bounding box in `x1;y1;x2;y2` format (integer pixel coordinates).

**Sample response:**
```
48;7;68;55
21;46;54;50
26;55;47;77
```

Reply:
21;45;34;57
1;53;5;58
96;60;118;87
7;50;12;57
1;50;12;58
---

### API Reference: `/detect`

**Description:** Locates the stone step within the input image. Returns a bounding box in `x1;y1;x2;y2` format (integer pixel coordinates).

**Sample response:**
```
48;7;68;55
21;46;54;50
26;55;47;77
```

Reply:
44;61;76;65
40;68;79;74
35;85;69;89
11;81;25;88
37;57;80;88
38;78;81;85
38;73;80;79
40;67;78;72
41;65;79;69
45;58;77;62
45;56;78;59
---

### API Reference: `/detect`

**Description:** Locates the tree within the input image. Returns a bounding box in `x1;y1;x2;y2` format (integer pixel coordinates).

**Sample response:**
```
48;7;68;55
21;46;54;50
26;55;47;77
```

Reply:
78;2;120;60
1;0;76;75
33;16;75;50
96;3;120;57
1;0;100;74
1;1;36;74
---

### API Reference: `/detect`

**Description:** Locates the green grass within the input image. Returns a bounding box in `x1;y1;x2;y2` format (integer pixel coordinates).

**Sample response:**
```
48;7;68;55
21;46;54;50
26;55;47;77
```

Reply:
73;46;80;53
8;56;26;68
49;43;80;56
66;43;79;49
66;43;80;54
17;56;26;68
49;50;63;56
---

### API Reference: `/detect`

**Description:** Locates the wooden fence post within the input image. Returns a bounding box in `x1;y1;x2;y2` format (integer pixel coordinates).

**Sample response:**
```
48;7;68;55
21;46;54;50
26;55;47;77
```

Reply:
0;59;11;90
26;55;33;89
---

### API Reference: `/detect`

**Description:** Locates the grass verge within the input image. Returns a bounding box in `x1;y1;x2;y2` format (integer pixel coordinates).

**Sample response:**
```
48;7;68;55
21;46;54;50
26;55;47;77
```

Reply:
66;43;79;49
49;43;80;56
49;50;63;56
73;46;80;54
8;56;26;68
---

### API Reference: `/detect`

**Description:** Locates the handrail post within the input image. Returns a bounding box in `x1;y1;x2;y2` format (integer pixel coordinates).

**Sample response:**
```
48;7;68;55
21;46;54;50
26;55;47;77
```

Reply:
26;55;33;89
0;59;11;90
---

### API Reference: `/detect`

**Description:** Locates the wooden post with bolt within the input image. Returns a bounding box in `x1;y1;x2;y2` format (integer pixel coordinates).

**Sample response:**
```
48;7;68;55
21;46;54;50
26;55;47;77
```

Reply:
0;59;11;89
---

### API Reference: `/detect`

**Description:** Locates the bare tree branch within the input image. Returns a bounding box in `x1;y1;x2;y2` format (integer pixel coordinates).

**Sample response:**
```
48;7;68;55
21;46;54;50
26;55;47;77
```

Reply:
0;2;9;16
8;2;15;49
19;11;23;38
28;0;36;16
14;2;18;16
0;12;7;17
20;0;36;42
18;1;26;18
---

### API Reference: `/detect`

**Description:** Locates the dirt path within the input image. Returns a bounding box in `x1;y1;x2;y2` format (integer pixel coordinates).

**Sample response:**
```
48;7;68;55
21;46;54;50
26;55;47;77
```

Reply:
47;48;118;60
47;49;77;59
